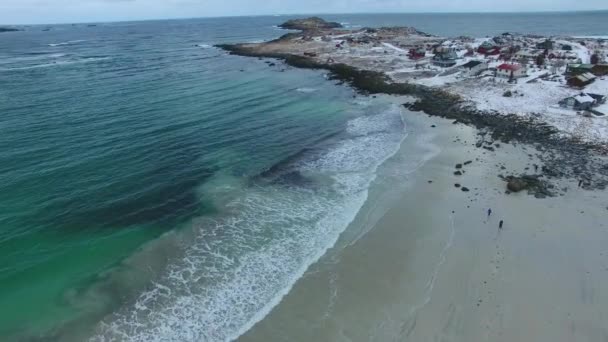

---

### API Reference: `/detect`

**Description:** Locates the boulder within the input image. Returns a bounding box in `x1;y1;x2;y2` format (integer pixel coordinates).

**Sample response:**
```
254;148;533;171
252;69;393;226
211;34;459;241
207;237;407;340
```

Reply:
507;177;529;192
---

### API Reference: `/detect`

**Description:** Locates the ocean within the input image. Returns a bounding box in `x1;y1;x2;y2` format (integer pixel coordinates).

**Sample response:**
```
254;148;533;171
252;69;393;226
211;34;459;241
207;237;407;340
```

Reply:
0;11;607;341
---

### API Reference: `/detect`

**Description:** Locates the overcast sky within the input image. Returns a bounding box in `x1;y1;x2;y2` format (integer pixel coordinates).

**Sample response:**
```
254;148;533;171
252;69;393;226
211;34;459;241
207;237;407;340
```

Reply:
1;0;607;25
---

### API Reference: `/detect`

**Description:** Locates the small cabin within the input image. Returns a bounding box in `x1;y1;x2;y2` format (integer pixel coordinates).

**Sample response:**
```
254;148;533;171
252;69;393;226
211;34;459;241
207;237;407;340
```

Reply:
461;60;488;76
432;51;458;67
496;63;527;79
536;39;554;50
567;72;597;88
559;93;597;110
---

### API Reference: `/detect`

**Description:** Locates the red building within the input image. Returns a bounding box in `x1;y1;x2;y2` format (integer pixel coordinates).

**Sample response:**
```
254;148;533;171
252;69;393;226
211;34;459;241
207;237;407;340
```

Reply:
496;63;527;78
408;48;426;60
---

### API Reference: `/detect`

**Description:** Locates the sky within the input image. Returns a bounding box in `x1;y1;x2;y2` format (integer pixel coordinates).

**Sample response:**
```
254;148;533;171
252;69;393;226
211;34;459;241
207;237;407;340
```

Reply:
1;0;607;25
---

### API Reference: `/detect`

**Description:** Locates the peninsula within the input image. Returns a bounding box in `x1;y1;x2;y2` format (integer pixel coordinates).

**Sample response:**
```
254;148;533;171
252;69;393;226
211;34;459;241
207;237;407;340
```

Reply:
219;17;608;195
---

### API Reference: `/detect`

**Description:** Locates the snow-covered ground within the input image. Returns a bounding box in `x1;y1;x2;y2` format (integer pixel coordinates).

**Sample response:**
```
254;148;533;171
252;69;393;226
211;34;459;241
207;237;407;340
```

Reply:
443;74;608;143
299;29;608;144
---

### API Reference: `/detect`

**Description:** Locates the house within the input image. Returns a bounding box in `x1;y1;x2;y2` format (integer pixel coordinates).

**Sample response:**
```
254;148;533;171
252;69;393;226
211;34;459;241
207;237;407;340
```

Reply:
408;48;426;60
591;64;608;76
566;63;594;75
461;60;488;76
536;39;554;50
478;41;500;55
496;63;527;79
559;93;598;110
587;93;607;104
567;72;597;88
515;49;542;60
432;51;458;67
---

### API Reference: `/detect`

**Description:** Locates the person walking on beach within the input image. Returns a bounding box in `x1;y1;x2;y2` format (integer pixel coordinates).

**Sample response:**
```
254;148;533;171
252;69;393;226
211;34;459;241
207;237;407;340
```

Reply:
499;220;504;229
487;208;492;217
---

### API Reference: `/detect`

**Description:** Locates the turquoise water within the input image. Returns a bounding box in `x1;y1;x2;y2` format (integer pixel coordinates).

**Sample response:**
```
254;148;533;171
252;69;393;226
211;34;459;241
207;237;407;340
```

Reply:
1;12;607;341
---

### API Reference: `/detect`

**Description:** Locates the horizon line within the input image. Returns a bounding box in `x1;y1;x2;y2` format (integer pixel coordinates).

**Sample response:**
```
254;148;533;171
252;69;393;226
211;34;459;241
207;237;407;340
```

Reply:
3;8;608;26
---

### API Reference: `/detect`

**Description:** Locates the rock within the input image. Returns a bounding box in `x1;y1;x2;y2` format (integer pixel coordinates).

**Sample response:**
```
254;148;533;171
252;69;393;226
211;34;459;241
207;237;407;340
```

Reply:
431;125;436;128
454;171;462;176
464;160;473;165
507;177;528;192
461;187;470;192
0;27;20;33
279;17;343;31
455;164;463;169
503;90;513;97
455;184;461;188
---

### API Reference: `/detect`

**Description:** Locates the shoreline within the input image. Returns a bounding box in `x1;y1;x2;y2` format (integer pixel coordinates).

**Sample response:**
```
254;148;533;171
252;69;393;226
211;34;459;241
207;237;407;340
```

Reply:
216;26;608;194
236;96;608;342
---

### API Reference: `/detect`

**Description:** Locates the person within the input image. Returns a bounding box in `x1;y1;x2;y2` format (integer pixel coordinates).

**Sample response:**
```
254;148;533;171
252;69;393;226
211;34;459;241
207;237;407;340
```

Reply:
499;220;504;229
487;208;492;217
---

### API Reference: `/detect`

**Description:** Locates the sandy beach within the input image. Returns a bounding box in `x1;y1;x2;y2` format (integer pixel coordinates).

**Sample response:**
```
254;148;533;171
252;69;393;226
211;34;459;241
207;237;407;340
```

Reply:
237;99;608;342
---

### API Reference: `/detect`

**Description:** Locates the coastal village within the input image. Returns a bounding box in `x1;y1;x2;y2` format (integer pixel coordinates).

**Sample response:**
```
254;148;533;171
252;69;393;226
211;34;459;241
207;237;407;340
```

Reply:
229;18;608;144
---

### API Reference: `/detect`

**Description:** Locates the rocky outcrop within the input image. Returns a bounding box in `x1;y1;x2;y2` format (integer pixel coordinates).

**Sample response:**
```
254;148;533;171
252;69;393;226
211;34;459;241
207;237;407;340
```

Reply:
503;175;555;198
0;27;20;33
278;17;342;31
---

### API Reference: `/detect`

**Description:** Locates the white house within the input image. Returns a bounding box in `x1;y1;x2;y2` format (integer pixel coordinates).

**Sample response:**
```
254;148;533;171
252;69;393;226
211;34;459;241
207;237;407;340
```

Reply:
496;63;527;79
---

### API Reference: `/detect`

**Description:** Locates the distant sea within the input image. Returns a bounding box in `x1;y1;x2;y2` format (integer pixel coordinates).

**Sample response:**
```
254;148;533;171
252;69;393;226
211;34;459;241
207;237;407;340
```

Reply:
0;11;607;341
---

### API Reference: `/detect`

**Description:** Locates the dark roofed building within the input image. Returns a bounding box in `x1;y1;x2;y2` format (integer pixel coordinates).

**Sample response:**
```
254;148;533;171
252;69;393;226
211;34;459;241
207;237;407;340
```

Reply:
536;39;554;50
461;60;488;75
566;63;594;75
567;72;597;88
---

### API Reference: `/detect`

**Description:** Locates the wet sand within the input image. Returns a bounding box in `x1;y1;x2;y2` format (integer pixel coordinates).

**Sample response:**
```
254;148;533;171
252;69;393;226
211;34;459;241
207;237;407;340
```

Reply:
238;102;608;342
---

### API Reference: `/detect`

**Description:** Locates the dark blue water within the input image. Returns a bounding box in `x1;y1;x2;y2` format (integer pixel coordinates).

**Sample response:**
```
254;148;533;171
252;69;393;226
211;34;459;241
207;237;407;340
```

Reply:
0;11;606;341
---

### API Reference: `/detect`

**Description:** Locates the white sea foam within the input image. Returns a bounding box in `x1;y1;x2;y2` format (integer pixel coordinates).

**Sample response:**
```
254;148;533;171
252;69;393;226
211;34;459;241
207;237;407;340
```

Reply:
48;39;87;47
90;103;408;342
0;57;110;71
196;44;212;48
295;87;318;93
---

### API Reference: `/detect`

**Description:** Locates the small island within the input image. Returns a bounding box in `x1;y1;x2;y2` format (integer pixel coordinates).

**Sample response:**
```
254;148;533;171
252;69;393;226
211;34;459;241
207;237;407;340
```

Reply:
278;17;342;31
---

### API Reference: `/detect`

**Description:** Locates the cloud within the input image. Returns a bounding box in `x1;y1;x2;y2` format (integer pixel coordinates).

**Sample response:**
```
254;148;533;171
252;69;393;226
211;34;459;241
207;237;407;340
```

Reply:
0;0;606;25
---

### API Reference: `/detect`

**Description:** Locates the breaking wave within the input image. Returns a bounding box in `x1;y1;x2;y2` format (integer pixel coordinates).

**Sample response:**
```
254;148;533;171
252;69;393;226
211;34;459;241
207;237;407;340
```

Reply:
0;57;111;71
48;40;87;47
89;103;407;342
295;87;318;93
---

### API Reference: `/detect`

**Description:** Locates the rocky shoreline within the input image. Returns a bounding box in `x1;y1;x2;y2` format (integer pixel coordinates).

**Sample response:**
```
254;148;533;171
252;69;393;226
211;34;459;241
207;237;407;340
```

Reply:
216;23;608;196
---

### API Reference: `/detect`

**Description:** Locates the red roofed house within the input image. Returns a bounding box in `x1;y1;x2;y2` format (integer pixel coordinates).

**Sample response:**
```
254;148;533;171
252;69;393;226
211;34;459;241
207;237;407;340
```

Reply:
496;63;527;79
